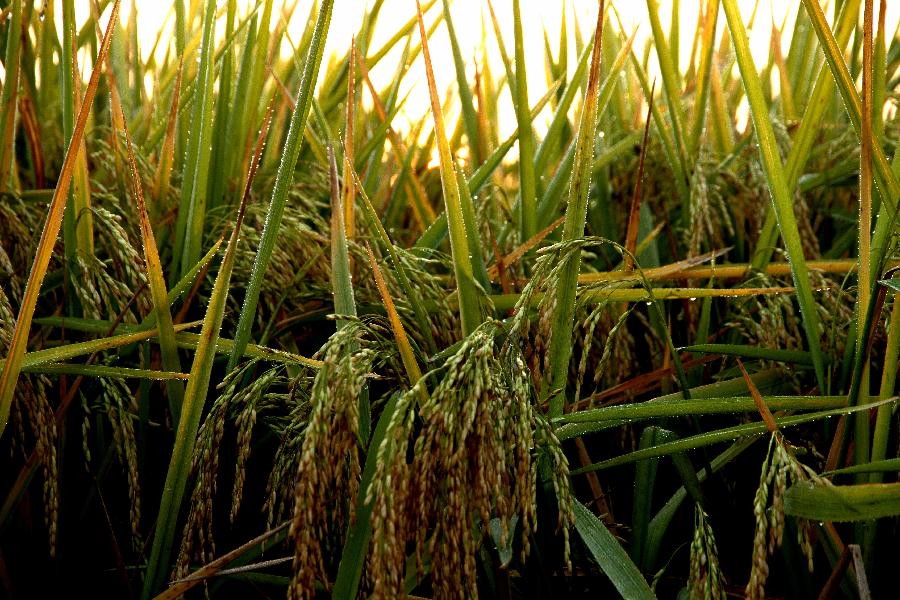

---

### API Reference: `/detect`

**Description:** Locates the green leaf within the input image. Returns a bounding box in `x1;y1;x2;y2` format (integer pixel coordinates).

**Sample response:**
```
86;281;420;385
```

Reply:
645;0;687;171
880;279;900;293
680;344;819;365
0;0;121;438
784;481;900;522
825;458;900;477
571;398;895;473
25;363;189;381
573;501;656;600
441;0;481;165
415;79;559;250
0;0;23;190
415;0;483;337
329;147;358;329
631;427;670;569
6;322;199;370
122;114;185;422
752;0;861;271
722;0;826;390
555;396;848;441
143;125;257;600
29;318;322;370
544;4;605;416
512;0;537;242
172;0;218;281
227;0;334;372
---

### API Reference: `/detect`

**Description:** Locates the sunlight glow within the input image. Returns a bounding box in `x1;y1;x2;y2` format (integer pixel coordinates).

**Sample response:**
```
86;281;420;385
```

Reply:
116;0;900;140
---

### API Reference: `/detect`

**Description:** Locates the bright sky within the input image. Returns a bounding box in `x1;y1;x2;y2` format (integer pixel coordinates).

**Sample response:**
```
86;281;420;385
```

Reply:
85;1;900;138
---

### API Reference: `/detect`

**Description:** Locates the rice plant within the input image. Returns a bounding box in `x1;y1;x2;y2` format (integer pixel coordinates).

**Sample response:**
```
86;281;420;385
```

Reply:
1;0;899;598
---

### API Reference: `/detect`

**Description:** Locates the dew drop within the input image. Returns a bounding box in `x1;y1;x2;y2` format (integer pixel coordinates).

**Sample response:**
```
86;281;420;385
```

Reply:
39;11;45;22
689;297;697;302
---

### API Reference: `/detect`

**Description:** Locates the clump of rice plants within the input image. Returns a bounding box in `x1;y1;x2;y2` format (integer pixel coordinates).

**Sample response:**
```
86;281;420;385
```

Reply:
1;0;899;598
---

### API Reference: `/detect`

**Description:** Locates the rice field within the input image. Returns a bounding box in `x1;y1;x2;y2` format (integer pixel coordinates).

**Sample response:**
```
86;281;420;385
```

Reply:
0;0;899;598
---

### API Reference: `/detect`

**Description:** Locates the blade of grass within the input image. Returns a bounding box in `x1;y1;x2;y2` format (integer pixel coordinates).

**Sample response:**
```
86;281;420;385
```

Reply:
737;358;778;433
206;0;238;212
234;0;274;180
172;0;217;281
227;0;334;372
415;79;560;250
342;38;358;240
142;238;224;329
687;0;719;156
537;28;637;217
512;0;537;243
680;344;819;365
873;0;887;142
152;60;183;216
631;427;665;568
120;108;185;422
442;0;481;166
555;396;849;441
573;500;656;600
62;0;95;268
354;46;436;229
827;458;900;477
2;322;200;370
456;167;491;291
627;48;690;202
173;0;186;55
491;286;797;312
533;32;594;180
855;0;876;467
29;317;322;369
25;364;189;381
722;0;826;391
870;280;900;475
572;398;895;474
330;146;357;328
0;0;22;190
366;244;424;387
142;141;253;600
645;0;687;170
0;0;121;438
784;481;900;522
544;2;605;416
801;0;899;279
222;10;258;187
344;146;438;355
330;144;368;443
750;0;862;268
624;81;655;271
357;0;440;84
484;0;516;97
416;0;483;337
